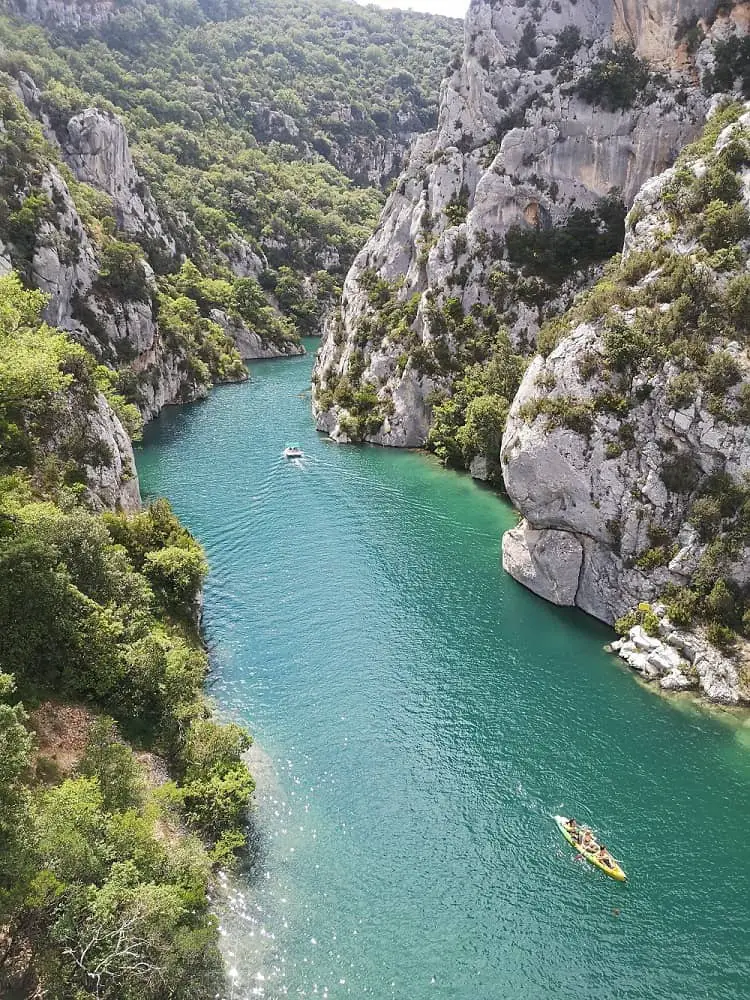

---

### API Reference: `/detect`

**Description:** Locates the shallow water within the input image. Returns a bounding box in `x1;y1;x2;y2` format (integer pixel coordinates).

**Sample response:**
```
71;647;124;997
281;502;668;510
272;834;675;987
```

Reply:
138;342;750;1000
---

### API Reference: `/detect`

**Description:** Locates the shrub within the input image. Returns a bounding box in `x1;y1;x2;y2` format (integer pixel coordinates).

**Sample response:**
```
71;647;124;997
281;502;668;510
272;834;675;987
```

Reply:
445;184;470;226
692;161;743;210
144;544;207;610
696;200;750;251
602;314;650;373
703;351;741;394
576;44;651;111
706;578;738;624
635;546;673;570
505;196;626;285
76;717;145;813
706;621;737;651
666;372;698;410
666;587;699;627
555;25;581;60
660;453;701;493
725;274;750;338
690;496;723;540
97;240;150;301
615;604;660;636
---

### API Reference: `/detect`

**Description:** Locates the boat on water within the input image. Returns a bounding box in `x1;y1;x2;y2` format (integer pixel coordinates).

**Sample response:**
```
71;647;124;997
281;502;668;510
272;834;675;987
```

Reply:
554;815;627;882
283;442;304;458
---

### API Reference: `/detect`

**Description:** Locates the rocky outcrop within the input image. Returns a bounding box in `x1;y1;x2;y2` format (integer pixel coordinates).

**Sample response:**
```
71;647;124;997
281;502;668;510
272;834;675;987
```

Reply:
21;161;202;420
249;99;430;188
81;393;141;512
2;0;114;29
62;109;176;258
613;0;715;65
208;309;303;360
501;103;750;701
313;0;747;450
611;612;749;704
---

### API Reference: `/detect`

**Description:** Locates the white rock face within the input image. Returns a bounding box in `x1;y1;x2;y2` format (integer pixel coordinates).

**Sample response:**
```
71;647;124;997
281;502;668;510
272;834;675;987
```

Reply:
82;393;141;512
502;522;583;605
4;0;114;28
612;0;718;65
63;109;176;258
502;109;750;638
208;309;303;361
313;0;726;445
611;612;748;704
23;164;194;421
501;107;750;703
44;390;140;512
0;239;12;276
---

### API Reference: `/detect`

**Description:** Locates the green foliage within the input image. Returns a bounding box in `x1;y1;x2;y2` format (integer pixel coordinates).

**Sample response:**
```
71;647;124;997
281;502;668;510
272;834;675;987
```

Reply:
0;273;122;481
615;603;661;637
0;1;459;332
703;34;750;97
445;184;470;226
155;276;247;390
505;196;626;285
0;685;35;918
97;239;150;301
144;544;207;612
0;485;252;993
690;496;723;540
666;371;698;410
695;200;750;251
665;586;700;628
519;395;595;436
428;332;525;479
576;44;652;111
77;717;145;813
703;350;741;394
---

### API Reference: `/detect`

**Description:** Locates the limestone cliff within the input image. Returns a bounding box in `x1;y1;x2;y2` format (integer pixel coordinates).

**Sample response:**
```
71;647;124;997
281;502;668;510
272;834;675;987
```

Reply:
248;99;428;189
3;75;303;423
313;0;748;458
61;108;176;259
1;0;114;29
501;104;750;703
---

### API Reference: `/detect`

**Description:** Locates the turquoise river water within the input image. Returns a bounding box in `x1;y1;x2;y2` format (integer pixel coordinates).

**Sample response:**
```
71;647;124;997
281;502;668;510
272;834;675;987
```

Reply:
137;341;750;1000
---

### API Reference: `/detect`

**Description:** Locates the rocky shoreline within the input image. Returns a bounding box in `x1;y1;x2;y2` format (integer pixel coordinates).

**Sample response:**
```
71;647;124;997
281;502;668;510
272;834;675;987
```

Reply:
607;605;749;706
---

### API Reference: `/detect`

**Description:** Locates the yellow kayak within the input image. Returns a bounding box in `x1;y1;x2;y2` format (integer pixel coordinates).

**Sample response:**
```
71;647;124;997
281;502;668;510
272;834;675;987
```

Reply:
554;815;627;882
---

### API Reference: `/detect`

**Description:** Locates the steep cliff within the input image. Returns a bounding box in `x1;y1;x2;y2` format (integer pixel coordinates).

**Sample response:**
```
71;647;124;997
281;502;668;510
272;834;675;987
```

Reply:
1;76;306;427
2;0;114;29
502;104;750;702
313;0;749;464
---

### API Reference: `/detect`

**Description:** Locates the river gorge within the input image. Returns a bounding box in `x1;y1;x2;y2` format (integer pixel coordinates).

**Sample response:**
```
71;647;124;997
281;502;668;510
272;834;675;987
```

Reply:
137;343;750;1000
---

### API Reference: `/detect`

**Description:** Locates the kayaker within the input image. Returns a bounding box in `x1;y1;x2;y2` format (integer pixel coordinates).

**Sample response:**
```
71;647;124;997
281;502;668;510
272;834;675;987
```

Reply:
579;830;598;851
565;818;578;834
596;847;614;866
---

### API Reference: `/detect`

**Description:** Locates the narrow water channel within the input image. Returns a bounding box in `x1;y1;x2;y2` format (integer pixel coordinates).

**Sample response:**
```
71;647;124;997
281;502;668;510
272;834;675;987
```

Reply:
137;342;750;1000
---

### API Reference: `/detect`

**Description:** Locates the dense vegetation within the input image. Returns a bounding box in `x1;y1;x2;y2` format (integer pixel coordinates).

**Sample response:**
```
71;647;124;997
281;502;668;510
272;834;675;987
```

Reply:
0;0;460;336
0;3;464;992
575;43;654;111
0;274;254;996
505;195;626;285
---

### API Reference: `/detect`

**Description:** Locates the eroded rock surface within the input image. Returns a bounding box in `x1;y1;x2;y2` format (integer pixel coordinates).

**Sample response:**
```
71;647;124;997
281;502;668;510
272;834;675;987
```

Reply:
313;0;741;447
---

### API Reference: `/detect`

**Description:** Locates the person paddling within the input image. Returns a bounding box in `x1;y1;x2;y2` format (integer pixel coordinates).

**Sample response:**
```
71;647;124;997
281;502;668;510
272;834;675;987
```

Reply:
578;829;598;852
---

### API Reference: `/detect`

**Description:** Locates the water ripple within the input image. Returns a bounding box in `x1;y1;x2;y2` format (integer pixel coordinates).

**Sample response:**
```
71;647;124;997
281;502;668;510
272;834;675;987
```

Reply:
138;347;750;1000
